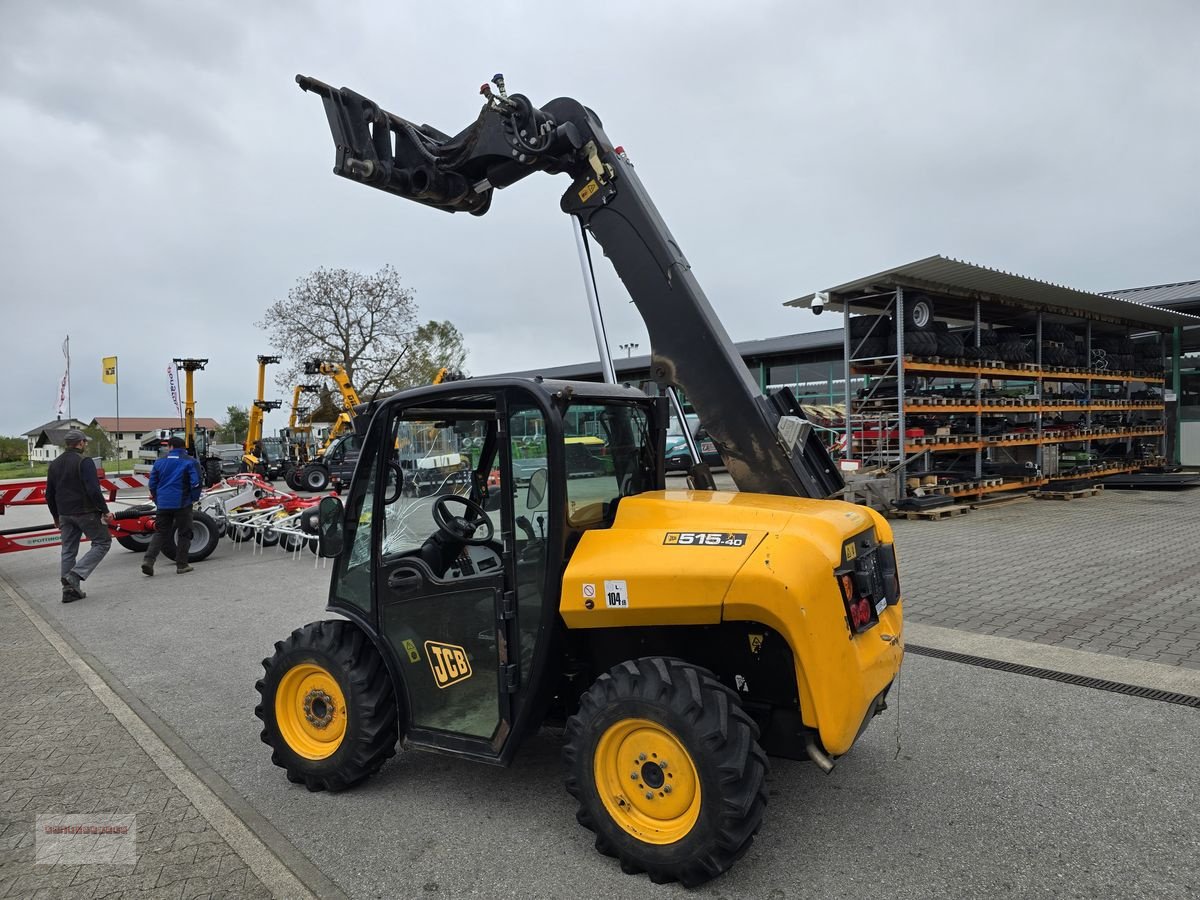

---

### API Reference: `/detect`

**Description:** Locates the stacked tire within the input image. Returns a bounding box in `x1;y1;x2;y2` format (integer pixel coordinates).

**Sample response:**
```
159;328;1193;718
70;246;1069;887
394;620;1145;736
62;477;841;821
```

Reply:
849;315;892;359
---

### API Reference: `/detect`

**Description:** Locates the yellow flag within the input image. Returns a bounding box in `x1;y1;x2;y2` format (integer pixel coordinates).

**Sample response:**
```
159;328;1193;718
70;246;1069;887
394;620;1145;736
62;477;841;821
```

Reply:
102;356;118;384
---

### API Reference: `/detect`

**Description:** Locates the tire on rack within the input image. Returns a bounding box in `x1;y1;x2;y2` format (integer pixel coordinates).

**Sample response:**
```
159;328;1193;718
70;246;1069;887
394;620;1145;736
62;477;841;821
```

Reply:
255;620;399;792
896;292;935;331
902;330;937;357
302;465;330;492
116;533;152;553
563;657;769;888
162;509;221;562
848;314;890;339
855;335;888;359
935;331;964;357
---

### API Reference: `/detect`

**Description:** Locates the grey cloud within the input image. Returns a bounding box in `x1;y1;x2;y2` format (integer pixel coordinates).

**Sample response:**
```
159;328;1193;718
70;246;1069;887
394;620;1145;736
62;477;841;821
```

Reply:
2;0;1198;438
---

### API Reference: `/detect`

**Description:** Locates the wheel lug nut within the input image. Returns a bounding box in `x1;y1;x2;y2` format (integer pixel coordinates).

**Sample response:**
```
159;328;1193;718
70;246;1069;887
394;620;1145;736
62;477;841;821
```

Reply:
630;772;638;780
638;753;647;761
645;791;654;800
659;761;668;769
664;785;672;794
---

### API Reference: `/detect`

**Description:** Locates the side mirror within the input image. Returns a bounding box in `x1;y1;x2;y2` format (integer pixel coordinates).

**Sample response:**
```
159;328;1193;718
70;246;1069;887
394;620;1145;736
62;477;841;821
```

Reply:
316;495;346;557
526;468;549;508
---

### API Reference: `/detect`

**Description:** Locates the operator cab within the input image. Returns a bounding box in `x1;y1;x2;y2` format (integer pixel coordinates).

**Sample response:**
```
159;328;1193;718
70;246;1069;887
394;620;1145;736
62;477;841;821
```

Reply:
321;377;664;763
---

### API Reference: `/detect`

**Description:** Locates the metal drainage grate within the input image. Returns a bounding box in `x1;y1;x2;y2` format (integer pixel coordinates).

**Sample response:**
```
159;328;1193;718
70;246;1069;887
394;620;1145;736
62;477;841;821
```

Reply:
906;644;1200;709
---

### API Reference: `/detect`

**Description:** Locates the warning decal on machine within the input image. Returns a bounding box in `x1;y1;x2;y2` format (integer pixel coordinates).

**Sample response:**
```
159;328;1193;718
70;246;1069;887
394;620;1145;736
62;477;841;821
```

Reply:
663;532;748;547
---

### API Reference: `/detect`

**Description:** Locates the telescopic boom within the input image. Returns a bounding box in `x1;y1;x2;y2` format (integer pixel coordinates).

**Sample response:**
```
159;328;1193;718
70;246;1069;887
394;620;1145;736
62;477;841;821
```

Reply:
296;74;841;498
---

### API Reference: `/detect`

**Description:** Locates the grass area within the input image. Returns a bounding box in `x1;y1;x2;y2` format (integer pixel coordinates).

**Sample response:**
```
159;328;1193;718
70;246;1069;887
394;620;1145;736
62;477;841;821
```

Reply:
0;458;136;480
0;460;48;478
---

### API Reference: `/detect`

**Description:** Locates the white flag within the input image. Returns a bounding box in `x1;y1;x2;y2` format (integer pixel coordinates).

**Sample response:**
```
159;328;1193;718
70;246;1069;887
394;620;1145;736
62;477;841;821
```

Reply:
56;371;69;417
168;365;182;417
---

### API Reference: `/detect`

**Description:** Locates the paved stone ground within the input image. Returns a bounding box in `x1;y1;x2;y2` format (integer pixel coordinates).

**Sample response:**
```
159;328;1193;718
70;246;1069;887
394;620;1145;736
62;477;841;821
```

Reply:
0;588;272;899
890;487;1200;669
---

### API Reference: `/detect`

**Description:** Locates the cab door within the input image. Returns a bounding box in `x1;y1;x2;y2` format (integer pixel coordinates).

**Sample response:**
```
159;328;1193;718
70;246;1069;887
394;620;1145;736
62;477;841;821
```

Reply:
361;388;553;763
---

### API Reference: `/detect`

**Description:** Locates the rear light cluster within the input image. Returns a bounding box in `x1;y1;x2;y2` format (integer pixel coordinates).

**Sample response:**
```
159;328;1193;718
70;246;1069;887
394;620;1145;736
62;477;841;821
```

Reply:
841;574;873;630
836;540;900;635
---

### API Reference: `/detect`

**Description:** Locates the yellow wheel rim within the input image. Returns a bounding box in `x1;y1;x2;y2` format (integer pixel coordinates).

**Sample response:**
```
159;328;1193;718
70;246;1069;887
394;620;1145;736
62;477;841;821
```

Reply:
594;718;701;845
275;662;348;760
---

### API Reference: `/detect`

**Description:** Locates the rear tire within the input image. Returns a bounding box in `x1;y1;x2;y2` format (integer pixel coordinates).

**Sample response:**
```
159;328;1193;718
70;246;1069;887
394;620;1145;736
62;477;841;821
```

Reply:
563;658;768;887
163;510;220;562
255;620;399;791
302;466;330;492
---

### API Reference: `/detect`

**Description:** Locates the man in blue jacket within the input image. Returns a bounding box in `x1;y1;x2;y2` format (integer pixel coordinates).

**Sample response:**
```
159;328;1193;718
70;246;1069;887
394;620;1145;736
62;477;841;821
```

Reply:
142;436;204;576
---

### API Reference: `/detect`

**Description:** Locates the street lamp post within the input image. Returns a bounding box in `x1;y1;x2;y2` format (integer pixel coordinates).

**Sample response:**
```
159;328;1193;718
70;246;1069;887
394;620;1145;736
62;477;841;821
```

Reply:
619;342;640;358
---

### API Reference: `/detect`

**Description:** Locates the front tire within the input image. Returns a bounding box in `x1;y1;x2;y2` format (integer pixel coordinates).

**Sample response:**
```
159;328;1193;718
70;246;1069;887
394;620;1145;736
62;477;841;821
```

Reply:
255;620;398;791
116;533;152;553
563;658;768;887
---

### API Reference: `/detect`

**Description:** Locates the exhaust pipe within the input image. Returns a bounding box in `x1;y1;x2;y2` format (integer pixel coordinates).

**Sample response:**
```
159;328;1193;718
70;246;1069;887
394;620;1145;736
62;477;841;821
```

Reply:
804;734;835;774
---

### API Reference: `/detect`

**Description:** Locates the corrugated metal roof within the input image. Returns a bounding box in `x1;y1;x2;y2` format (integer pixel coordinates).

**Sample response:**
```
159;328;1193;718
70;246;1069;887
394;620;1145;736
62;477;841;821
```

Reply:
785;255;1200;330
500;329;845;380
1103;280;1200;306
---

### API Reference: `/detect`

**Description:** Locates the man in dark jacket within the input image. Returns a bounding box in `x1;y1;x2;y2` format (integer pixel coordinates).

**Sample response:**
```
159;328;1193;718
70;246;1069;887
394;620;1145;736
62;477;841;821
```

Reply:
46;430;114;603
142;436;204;576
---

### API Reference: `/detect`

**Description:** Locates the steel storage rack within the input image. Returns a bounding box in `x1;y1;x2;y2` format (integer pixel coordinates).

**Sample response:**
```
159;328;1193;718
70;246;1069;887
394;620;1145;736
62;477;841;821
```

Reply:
789;257;1196;512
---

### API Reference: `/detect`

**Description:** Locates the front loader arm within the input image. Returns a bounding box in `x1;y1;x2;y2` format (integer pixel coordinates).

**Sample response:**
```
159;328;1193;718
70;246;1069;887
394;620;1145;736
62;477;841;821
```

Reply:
297;74;842;498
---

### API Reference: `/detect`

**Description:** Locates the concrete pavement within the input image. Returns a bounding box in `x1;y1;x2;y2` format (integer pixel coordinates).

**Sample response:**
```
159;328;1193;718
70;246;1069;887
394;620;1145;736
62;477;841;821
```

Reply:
1;483;1198;898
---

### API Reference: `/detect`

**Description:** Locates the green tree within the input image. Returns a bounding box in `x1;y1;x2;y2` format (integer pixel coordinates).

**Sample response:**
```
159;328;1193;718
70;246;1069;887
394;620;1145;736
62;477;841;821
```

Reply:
82;425;115;460
0;436;26;463
218;406;250;444
389;320;470;390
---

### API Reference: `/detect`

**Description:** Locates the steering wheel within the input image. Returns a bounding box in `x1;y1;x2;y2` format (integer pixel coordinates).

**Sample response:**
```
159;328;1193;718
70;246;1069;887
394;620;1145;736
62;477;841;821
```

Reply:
431;494;495;546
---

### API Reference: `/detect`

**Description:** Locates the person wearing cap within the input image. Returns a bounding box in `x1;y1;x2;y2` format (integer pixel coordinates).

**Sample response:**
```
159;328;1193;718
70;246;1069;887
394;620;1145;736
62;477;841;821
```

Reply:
46;429;114;603
142;436;205;576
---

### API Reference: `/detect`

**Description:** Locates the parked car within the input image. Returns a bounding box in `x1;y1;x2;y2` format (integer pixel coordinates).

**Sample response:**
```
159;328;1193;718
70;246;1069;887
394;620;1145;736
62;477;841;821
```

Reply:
665;414;722;471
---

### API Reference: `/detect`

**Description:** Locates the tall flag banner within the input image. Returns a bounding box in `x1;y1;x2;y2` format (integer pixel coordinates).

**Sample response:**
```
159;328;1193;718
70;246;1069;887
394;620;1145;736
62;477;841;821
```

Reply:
168;364;182;417
56;335;70;418
56;371;69;417
102;356;118;384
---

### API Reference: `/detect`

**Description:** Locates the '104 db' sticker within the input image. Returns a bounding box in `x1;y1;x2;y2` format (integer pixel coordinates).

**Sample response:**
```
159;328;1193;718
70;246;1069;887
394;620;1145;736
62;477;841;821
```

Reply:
604;580;628;608
664;532;748;547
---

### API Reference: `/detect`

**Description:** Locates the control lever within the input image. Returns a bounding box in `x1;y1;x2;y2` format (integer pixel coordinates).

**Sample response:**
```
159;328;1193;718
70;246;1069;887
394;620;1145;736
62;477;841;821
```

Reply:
516;515;536;541
535;515;545;539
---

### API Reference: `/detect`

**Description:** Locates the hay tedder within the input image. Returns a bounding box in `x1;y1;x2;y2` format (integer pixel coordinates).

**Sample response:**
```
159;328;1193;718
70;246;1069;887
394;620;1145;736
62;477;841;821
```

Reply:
0;471;334;561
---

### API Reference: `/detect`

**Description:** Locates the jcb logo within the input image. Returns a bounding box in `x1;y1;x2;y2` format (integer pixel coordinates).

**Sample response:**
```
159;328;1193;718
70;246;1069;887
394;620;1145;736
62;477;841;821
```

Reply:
425;641;472;688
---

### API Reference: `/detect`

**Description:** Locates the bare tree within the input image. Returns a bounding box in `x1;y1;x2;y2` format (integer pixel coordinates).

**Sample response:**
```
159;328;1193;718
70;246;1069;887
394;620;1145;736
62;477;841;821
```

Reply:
257;266;419;396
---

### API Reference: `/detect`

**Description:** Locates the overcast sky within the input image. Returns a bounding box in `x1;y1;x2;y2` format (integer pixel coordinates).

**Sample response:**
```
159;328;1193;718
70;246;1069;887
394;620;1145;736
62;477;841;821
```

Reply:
2;0;1197;439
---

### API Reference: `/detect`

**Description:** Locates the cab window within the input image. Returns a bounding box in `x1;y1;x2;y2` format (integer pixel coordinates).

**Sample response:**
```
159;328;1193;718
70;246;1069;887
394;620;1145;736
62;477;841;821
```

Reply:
563;402;654;528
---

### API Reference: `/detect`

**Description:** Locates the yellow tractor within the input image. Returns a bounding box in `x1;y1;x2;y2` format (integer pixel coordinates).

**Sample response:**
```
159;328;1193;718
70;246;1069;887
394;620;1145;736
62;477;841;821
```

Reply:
255;75;904;887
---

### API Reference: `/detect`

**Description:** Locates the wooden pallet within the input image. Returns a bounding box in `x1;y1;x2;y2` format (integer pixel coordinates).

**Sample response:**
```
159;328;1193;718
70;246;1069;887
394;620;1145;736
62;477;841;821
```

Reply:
1031;487;1103;501
970;493;1032;510
891;504;971;521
